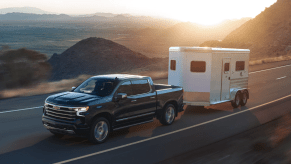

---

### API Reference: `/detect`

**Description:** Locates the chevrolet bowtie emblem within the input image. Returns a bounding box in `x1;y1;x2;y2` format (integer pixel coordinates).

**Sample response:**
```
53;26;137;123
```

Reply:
53;106;60;110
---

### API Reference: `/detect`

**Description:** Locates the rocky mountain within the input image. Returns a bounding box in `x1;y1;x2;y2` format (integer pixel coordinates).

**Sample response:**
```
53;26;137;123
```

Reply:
48;37;153;80
133;18;251;46
200;0;291;59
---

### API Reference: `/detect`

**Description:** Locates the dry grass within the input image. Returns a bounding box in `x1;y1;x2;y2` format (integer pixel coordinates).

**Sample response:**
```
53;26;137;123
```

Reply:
0;71;168;99
1;54;291;99
249;55;291;66
0;75;90;99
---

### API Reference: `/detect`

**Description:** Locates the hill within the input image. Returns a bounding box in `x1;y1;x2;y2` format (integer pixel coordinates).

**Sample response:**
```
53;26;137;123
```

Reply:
200;0;291;59
0;13;74;21
161;18;251;46
117;18;250;58
0;48;51;90
48;37;155;80
0;7;54;14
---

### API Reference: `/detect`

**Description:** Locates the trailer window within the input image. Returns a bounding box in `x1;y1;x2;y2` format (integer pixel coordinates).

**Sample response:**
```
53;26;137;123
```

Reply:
170;60;176;70
236;61;245;71
131;80;151;95
191;61;206;72
224;63;230;72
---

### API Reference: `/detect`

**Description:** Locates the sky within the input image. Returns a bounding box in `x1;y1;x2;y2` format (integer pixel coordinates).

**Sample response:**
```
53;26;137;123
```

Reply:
0;0;278;25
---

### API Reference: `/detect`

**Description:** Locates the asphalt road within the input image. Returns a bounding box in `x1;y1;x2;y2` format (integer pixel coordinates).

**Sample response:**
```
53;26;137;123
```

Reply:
0;60;291;164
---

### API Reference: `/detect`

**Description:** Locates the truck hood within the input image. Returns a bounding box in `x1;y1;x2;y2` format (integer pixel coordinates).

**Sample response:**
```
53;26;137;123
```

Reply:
46;92;103;106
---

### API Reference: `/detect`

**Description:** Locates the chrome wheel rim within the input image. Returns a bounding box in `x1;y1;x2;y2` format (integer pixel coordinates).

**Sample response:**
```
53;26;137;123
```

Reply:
94;121;108;142
235;94;240;106
165;106;175;124
242;93;247;104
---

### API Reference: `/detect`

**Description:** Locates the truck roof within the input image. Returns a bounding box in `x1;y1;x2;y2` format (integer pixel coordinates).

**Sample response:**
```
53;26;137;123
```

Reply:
92;74;150;80
169;47;250;53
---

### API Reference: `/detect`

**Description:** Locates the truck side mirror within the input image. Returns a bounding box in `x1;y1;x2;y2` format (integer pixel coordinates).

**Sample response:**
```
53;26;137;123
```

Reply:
71;87;76;91
115;93;127;101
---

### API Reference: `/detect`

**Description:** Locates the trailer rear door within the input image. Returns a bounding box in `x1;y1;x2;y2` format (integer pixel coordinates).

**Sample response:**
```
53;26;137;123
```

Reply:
221;58;231;101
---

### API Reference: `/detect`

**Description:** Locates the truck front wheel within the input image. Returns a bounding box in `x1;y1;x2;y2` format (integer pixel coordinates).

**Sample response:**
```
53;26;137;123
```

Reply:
89;117;110;144
159;104;176;125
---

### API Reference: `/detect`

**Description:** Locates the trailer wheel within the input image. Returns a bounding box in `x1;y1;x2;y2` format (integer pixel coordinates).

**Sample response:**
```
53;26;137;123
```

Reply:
240;91;248;106
231;92;241;108
89;117;110;144
159;104;176;125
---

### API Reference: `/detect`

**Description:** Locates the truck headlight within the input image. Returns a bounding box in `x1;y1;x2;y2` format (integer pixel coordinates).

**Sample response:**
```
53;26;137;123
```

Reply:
75;107;89;116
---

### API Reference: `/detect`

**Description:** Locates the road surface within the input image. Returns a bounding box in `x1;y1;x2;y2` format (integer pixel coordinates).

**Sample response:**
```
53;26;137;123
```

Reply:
0;60;291;164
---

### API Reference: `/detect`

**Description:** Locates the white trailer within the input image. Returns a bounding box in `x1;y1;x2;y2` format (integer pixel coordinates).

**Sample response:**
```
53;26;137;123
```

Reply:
168;47;250;108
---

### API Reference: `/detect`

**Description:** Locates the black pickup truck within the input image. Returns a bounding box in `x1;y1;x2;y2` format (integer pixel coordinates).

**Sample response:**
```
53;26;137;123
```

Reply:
42;74;183;144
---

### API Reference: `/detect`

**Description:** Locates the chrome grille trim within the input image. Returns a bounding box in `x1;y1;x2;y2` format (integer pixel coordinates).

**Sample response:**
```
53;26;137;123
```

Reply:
46;113;75;120
46;107;76;113
46;110;76;117
45;102;78;109
44;102;77;120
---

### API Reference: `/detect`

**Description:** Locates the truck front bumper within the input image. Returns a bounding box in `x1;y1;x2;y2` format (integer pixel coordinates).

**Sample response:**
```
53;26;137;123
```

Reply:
42;116;90;136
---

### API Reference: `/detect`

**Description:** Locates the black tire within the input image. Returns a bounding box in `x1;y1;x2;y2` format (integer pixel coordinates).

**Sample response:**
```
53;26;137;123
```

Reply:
231;92;241;108
89;117;110;144
50;131;64;138
159;104;176;125
240;91;248;106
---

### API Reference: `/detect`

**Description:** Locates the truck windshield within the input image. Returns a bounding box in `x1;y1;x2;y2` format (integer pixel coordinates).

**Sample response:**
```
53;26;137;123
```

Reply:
74;78;117;97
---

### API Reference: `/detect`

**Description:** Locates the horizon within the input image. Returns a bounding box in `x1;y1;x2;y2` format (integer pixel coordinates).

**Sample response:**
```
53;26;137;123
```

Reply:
0;0;277;25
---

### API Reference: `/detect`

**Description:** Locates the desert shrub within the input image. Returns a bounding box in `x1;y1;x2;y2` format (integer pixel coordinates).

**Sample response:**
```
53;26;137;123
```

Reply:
0;48;51;90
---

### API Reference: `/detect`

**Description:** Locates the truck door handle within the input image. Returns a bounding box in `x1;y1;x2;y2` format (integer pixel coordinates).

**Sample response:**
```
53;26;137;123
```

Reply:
131;100;137;102
150;97;155;99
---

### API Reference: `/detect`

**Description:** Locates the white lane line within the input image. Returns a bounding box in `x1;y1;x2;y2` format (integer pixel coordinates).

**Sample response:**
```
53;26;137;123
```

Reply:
54;94;291;164
277;76;287;80
249;64;291;74
0;106;43;114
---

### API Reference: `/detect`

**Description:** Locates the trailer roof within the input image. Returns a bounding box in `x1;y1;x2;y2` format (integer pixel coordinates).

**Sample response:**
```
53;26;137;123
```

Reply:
169;47;250;53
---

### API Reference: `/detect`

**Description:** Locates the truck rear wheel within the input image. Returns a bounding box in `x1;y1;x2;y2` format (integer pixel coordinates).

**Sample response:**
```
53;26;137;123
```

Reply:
89;117;110;144
159;104;176;125
231;92;241;108
240;91;248;106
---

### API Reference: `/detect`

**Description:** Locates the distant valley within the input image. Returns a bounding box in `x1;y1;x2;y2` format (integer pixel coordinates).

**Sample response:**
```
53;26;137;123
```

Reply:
0;11;250;58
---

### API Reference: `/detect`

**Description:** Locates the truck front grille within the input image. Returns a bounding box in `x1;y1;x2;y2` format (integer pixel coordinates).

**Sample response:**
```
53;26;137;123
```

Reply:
45;103;76;120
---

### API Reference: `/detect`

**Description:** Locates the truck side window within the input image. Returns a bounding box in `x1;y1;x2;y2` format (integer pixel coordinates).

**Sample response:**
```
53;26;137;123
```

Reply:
191;61;206;72
116;81;133;96
170;60;176;70
131;80;151;95
224;63;230;72
236;61;245;71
